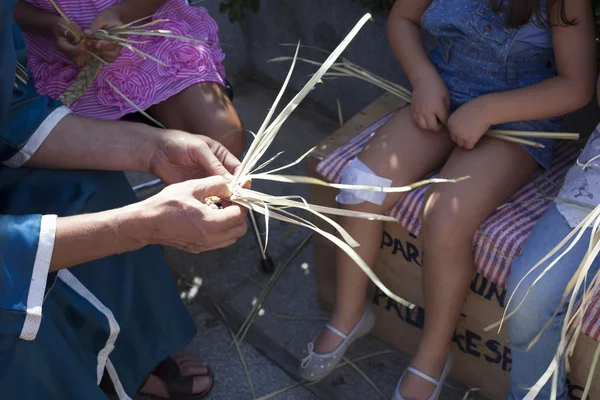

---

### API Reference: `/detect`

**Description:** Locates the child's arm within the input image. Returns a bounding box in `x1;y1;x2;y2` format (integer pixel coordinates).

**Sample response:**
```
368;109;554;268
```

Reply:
13;0;88;66
13;0;61;36
388;0;450;132
450;0;596;149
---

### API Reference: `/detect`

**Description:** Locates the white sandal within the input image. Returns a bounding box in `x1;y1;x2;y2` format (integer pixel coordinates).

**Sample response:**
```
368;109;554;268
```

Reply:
392;354;454;400
298;304;376;381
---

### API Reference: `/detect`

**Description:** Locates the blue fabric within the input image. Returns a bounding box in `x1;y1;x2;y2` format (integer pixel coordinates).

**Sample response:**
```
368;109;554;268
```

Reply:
422;0;560;169
0;170;197;399
0;3;196;398
506;205;600;400
0;215;43;337
515;21;553;54
0;7;63;163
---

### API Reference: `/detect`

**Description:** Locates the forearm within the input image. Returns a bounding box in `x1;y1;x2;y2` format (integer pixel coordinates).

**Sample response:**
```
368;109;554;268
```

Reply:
480;76;594;126
108;0;167;24
14;0;62;36
50;202;153;271
387;11;438;86
26;114;157;173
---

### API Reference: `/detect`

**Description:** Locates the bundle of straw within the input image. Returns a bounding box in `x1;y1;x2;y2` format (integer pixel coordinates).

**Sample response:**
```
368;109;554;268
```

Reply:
484;205;600;399
204;13;469;309
14;62;28;88
270;50;580;147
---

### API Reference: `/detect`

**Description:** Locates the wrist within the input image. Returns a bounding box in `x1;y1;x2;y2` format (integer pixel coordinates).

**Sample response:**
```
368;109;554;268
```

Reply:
473;95;495;126
409;66;440;88
127;122;163;174
113;202;157;249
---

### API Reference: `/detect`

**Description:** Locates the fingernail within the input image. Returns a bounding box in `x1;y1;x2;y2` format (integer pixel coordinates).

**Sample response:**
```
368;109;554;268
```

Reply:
224;173;234;181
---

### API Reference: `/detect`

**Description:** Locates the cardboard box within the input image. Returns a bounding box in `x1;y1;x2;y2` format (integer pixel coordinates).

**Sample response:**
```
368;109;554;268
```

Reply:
308;94;600;400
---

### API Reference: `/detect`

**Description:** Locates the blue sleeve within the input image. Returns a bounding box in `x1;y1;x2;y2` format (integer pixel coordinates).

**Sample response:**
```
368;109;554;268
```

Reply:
0;2;58;341
0;215;56;340
0;2;65;165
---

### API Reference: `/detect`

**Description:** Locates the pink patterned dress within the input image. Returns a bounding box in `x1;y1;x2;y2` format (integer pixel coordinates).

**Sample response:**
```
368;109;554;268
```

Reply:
23;0;226;120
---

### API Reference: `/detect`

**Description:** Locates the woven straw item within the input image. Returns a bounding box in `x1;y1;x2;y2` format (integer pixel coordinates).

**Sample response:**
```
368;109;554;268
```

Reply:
58;58;103;108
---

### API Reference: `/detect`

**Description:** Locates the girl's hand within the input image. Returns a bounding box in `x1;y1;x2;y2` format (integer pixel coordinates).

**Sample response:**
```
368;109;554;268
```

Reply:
411;73;450;132
51;23;87;67
447;99;490;150
84;8;123;62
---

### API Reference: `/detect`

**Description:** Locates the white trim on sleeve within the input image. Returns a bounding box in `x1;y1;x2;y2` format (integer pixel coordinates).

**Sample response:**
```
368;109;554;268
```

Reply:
3;106;71;168
19;214;57;341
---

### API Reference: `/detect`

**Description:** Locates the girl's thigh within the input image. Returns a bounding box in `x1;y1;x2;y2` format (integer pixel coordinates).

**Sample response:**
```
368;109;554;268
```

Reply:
422;136;539;238
357;105;455;211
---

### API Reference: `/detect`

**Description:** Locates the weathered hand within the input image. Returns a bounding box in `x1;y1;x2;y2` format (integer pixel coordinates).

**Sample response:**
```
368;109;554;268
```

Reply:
149;130;241;185
142;176;248;253
447;99;490;150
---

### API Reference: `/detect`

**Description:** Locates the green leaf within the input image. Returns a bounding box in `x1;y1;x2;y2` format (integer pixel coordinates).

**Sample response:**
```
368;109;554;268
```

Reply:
218;0;260;23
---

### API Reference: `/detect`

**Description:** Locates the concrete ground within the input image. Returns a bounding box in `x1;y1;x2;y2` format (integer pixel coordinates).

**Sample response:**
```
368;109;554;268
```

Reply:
128;80;486;400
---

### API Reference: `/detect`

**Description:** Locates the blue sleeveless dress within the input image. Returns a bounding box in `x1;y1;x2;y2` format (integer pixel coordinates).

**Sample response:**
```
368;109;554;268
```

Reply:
0;2;196;398
422;0;559;169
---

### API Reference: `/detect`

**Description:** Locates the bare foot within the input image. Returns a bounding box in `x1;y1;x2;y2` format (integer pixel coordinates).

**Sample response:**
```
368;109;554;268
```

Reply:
140;352;213;398
313;305;366;353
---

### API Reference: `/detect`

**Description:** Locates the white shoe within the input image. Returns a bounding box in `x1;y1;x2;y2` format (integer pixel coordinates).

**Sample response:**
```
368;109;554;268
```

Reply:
392;354;454;400
298;304;376;381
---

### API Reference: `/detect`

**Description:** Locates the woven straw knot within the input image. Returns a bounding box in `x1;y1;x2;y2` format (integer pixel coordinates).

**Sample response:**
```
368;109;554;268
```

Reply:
58;58;103;108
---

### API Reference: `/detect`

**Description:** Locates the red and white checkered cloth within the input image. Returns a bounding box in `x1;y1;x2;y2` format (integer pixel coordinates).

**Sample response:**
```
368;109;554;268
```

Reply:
316;111;600;341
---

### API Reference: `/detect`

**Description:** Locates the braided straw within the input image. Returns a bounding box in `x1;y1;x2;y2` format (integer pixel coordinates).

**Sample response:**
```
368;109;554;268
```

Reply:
58;58;103;108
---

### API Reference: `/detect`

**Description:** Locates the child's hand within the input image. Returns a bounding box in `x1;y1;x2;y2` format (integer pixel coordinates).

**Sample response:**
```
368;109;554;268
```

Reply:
51;23;87;67
447;99;490;150
84;8;123;62
411;74;450;132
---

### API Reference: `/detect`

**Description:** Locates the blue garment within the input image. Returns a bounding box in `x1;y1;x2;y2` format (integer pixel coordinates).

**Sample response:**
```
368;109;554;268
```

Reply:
0;2;196;399
422;0;560;169
514;19;553;54
506;204;600;400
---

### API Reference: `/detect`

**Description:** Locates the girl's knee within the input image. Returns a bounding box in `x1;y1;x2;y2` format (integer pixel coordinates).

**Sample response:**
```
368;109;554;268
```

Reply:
421;192;475;246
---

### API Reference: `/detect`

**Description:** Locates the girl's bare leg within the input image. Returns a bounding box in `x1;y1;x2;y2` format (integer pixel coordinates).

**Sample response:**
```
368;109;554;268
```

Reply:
313;106;455;353
150;82;245;157
399;137;538;399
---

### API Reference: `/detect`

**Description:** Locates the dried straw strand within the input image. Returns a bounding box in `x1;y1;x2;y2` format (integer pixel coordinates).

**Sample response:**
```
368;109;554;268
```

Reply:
214;303;257;399
486;133;545;148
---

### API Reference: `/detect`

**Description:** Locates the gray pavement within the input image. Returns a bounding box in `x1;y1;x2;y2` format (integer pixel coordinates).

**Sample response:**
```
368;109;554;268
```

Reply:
129;80;485;400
